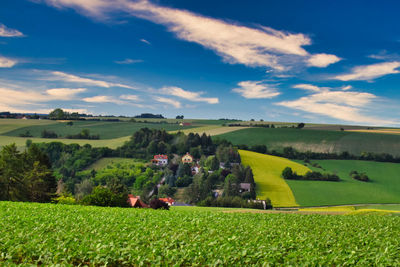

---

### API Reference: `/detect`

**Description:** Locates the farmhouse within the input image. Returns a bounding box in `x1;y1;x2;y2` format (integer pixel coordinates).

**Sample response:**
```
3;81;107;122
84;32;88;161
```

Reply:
127;195;148;208
239;183;251;193
179;122;192;126
159;197;175;206
151;154;168;166
182;152;193;164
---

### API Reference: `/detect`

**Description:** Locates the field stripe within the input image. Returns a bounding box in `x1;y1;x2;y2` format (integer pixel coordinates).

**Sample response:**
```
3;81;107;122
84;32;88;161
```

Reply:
169;126;248;136
239;150;311;207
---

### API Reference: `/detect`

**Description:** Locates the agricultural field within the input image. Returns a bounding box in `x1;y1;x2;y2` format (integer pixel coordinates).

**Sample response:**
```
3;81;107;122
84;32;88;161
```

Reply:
1;201;399;266
170;125;246;136
2;120;196;139
287;160;400;207
239;150;310;207
217;127;400;156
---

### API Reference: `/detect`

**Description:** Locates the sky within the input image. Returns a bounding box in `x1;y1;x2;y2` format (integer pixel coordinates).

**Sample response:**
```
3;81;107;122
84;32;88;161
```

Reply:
1;0;400;126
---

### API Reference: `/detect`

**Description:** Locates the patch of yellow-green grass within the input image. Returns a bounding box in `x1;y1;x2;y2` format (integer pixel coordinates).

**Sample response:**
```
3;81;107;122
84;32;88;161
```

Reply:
0;119;57;134
169;125;247;136
0;135;131;149
300;206;356;212
86;157;146;171
239;150;311;207
346;209;400;215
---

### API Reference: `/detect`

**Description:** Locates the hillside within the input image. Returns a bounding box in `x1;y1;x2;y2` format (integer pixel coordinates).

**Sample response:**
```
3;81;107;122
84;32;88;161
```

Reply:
287;160;400;206
218;127;400;156
239;150;310;207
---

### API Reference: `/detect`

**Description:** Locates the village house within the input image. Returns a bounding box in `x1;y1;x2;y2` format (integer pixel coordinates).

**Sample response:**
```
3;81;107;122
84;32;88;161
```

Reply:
179;122;192;126
159;197;175;206
127;195;148;208
191;164;200;175
239;183;251;193
181;152;193;164
151;154;168;166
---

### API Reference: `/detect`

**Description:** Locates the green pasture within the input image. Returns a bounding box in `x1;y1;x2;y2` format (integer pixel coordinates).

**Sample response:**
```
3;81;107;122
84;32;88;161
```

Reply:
85;157;147;171
287;160;400;206
1;201;399;266
239;150;310;207
218;127;400;156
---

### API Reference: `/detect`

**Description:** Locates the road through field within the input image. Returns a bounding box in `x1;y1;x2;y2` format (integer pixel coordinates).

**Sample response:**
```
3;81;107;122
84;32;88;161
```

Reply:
239;150;311;207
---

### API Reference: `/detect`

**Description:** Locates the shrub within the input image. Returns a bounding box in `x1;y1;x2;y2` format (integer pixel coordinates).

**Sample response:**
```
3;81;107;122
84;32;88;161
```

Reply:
149;199;169;210
350;171;370;182
41;130;58;138
53;195;76;205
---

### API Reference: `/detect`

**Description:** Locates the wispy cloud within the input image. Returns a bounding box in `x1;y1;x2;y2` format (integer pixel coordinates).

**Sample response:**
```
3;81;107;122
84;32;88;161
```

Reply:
233;81;280;99
307;53;341;68
159;86;219;104
334;61;400;81
0;23;24;37
140;38;151;45
277;84;396;125
120;94;140;101
82;95;125;105
38;0;340;71
114;58;143;64
0;56;17;68
154;96;181;108
46;71;136;89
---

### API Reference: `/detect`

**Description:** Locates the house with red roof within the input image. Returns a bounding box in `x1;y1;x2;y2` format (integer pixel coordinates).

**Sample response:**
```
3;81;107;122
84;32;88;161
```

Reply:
151;154;168;166
159;197;175;206
128;194;148;208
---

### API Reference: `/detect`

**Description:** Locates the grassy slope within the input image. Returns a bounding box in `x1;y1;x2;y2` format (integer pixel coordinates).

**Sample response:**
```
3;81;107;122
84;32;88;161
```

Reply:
218;127;400;156
0;119;57;134
287;160;400;206
3;120;196;139
239;150;310;207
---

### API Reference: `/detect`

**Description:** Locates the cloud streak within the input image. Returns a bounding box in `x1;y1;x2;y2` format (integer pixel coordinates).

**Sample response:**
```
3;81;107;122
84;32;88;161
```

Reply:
0;56;17;68
154;96;181;108
334;61;400;81
233;81;280;99
0;23;24;37
159;86;219;104
39;0;340;71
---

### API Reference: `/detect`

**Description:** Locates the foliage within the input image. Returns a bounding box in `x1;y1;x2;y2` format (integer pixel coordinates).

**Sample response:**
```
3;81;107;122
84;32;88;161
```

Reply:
350;170;370;182
52;194;76;205
2;202;400;266
282;167;340;181
80;186;129;207
41;129;58;138
65;129;100;140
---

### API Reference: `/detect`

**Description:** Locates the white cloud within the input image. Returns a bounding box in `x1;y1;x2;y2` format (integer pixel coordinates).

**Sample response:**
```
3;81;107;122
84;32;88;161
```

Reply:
120;94;140;101
140;38;151;45
233;81;280;99
307;53;341;67
0;56;17;68
39;0;340;71
293;84;325;92
0;23;24;37
277;84;395;125
48;71;136;89
341;85;352;91
82;95;125;105
114;58;143;64
154;96;181;108
46;88;86;99
334;61;400;81
159;86;219;104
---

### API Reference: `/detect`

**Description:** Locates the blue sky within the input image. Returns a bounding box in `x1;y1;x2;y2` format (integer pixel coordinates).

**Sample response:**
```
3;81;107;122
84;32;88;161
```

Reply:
1;0;400;126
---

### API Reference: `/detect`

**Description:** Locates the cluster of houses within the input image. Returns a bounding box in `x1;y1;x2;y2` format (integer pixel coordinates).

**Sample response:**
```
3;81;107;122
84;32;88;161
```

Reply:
151;152;200;175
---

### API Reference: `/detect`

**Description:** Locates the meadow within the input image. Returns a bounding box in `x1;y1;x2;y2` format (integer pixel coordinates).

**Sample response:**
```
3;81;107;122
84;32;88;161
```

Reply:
1;201;399;266
85;157;147;171
287;160;400;206
218;127;400;156
239;150;310;207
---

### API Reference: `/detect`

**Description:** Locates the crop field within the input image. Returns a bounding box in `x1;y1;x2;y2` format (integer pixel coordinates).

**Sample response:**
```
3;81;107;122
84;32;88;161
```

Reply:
2;120;196;139
170;125;246;136
239;150;310;207
287;160;400;207
217;127;400;156
1;202;399;266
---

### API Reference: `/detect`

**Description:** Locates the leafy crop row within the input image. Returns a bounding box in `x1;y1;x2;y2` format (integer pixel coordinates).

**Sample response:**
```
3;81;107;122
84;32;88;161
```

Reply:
1;202;399;266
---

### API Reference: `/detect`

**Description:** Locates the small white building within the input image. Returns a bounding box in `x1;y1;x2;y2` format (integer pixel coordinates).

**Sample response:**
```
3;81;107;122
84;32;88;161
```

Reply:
152;155;168;166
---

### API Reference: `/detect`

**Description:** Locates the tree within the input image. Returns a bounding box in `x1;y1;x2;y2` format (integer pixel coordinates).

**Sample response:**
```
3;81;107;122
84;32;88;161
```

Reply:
75;179;94;201
176;115;184;119
297;123;305;129
149;198;169;210
158;184;176;197
81;186;129;207
49;108;66;120
282;167;294;179
205;156;219;171
223;174;238;197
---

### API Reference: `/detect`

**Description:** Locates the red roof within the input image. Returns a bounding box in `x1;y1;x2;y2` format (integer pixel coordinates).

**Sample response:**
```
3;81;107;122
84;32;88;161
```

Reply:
128;194;148;208
154;154;168;160
159;197;175;205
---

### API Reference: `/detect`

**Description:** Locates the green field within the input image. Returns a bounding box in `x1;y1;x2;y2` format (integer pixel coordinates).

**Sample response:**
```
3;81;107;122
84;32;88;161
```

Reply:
239;150;310;207
1;202;399;266
286;160;400;207
218;127;400;156
2;120;195;139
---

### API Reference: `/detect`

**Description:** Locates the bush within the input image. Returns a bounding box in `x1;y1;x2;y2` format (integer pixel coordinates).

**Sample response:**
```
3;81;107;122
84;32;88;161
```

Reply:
149;199;169;210
41;130;58;138
282;167;340;181
350;171;370;182
81;186;129;207
52;195;76;205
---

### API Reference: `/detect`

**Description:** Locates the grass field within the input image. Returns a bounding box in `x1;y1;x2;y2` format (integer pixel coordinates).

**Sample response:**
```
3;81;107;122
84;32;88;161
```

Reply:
1;202;399;266
170;125;246;136
85;157;147;171
286;160;400;207
218;127;400;156
239;150;310;207
2;120;196;139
